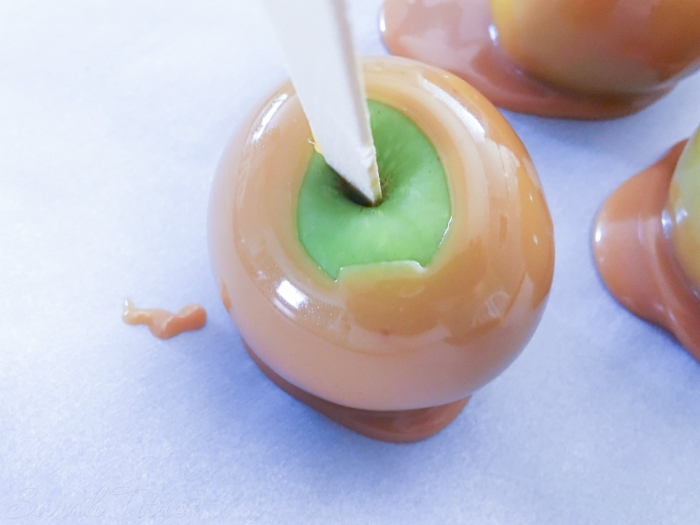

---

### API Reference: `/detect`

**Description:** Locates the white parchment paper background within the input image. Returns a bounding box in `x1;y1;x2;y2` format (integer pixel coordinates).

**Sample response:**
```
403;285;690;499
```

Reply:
2;1;700;523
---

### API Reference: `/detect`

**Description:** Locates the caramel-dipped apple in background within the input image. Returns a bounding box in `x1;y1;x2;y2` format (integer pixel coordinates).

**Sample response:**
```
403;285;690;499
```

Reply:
593;125;700;361
209;56;555;442
381;0;700;119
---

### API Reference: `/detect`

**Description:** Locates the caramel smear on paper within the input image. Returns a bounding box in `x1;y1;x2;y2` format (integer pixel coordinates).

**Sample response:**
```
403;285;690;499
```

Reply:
122;299;206;339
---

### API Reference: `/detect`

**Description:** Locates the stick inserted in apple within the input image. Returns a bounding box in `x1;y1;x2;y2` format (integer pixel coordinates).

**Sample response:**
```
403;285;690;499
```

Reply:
208;3;554;442
263;0;381;206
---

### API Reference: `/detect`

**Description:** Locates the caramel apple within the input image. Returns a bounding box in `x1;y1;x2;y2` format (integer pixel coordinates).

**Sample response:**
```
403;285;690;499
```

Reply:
380;0;700;119
208;56;555;442
593;126;700;360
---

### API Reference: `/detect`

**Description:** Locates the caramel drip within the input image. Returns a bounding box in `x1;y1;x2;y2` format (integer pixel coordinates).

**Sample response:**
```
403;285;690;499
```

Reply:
380;0;670;119
122;299;206;339
592;141;700;361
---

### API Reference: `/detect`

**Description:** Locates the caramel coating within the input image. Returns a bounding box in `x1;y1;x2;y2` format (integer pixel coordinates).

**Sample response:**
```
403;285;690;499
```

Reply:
490;0;700;96
593;141;700;361
208;57;554;411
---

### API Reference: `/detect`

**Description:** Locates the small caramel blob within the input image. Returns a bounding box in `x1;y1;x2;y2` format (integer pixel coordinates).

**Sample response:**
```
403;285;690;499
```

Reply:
122;299;206;339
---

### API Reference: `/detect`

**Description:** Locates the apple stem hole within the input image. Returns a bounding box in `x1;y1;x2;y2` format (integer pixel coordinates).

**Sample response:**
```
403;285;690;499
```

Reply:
335;171;383;207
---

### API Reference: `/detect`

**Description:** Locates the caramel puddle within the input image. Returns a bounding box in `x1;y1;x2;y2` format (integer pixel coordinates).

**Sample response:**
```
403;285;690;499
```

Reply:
122;299;206;339
380;0;669;120
244;342;470;443
592;141;700;361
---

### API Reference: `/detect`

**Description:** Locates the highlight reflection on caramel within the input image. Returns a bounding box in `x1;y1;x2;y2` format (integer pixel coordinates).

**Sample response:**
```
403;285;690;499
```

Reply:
380;0;700;119
122;299;207;339
593;141;700;361
209;57;554;412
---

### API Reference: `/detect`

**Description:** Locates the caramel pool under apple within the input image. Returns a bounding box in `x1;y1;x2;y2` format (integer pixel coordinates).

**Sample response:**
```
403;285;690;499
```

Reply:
209;57;554;441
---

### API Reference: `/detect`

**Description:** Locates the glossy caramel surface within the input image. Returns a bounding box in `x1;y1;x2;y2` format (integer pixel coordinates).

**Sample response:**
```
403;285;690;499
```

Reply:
380;0;672;119
593;141;700;361
209;57;554;411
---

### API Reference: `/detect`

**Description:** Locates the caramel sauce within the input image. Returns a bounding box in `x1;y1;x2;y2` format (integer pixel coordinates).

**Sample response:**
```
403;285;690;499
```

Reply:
122;299;206;339
593;141;700;361
380;0;685;119
208;56;554;433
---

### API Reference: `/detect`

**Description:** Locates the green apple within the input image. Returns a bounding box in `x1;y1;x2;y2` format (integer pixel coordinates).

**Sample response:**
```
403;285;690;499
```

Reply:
297;100;451;279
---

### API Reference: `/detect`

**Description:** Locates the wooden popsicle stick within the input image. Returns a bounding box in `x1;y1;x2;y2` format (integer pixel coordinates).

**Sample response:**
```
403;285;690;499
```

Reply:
263;0;382;205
